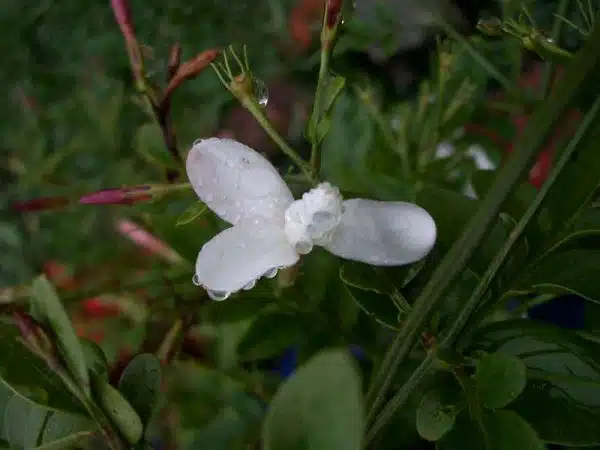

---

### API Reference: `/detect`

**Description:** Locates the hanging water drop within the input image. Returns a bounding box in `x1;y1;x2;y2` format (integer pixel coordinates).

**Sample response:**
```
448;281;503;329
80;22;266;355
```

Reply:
252;79;269;107
207;290;230;301
192;274;201;286
264;267;279;279
242;279;256;290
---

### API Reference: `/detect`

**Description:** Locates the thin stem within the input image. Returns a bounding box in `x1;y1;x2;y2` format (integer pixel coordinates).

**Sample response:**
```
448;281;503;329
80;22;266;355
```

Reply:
367;44;600;439
309;0;343;173
309;48;330;170
364;18;600;430
242;97;317;185
540;0;572;98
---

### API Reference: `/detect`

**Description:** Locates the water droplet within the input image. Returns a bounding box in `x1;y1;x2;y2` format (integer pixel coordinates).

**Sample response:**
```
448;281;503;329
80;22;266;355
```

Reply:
205;193;214;202
264;267;279;278
295;240;313;255
545;37;554;44
192;274;201;286
193;138;204;147
253;79;269;107
243;279;256;290
207;290;230;301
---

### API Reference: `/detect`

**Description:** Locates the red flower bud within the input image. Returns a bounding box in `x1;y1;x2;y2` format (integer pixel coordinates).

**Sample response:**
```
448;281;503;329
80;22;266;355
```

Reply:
13;196;70;212
78;186;151;205
325;0;343;29
163;49;220;100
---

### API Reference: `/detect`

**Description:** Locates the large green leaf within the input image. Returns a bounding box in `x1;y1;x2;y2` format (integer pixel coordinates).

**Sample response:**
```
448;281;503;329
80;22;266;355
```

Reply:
469;320;600;446
439;409;545;450
2;386;93;450
511;249;600;304
118;353;162;427
474;353;527;409
30;276;89;394
262;349;364;450
0;324;84;414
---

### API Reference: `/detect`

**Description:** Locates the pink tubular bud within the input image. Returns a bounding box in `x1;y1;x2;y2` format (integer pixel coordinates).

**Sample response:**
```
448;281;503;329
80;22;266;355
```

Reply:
163;49;220;100
110;0;135;40
78;186;151;205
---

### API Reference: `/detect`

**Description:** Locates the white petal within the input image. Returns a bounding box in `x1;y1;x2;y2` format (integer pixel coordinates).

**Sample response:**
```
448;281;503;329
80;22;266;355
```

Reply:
195;219;299;295
322;199;437;266
186;138;294;225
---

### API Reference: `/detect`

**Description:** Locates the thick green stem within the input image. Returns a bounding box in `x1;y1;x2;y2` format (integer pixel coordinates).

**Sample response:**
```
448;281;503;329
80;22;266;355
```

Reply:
365;17;600;432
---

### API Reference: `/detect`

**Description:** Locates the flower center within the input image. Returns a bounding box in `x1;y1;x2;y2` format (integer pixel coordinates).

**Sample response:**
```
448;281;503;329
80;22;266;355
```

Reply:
284;182;343;254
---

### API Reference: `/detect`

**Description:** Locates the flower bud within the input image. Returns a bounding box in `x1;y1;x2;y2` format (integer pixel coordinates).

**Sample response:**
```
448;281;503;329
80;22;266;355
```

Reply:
163;49;220;100
78;186;151;205
110;0;135;41
325;0;343;29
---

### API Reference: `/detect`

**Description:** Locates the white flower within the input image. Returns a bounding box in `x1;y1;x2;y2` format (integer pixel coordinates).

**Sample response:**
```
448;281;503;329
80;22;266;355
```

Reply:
186;138;437;300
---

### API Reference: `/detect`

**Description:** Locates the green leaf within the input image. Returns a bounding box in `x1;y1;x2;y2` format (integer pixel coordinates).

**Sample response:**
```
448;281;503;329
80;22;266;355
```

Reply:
237;312;309;361
340;261;401;329
0;324;84;414
80;339;109;378
92;375;143;445
117;353;162;426
439;409;545;450
36;412;94;450
415;390;459;441
474;353;526;409
30;276;89;394
176;201;207;226
262;349;364;450
512;249;600;304
4;394;48;450
135;123;177;169
322;75;346;115
339;261;395;294
469;319;600;446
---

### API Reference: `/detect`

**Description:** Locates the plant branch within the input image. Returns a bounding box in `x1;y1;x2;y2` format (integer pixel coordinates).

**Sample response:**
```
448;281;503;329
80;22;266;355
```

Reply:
364;17;600;435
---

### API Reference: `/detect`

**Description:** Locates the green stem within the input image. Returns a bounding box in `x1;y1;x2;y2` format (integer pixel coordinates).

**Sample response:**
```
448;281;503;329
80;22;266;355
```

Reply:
364;18;600;433
309;47;330;171
242;97;317;185
539;0;572;98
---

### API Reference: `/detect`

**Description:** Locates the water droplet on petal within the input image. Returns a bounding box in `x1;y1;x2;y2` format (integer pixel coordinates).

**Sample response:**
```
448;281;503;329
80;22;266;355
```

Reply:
193;139;203;147
192;274;201;286
207;290;230;301
264;267;279;278
295;240;313;255
253;79;269;107
243;279;256;290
